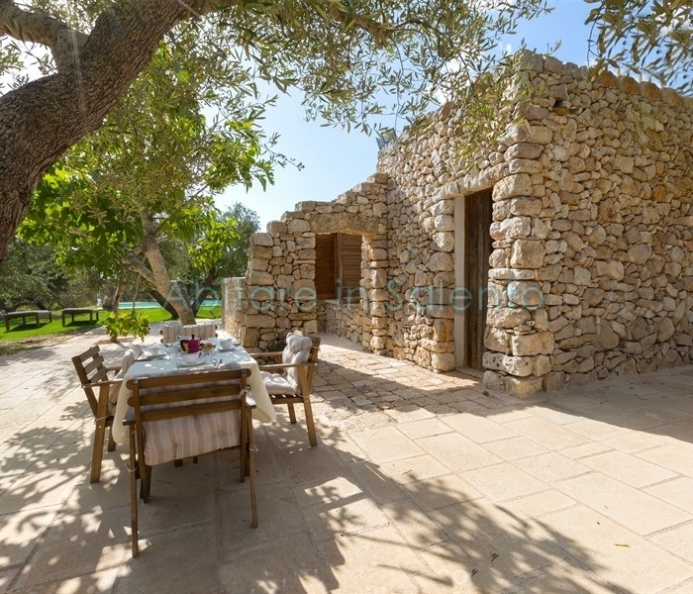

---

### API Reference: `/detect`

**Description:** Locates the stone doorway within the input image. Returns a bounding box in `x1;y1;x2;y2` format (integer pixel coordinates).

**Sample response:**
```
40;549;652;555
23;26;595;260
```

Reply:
454;188;494;371
316;233;365;345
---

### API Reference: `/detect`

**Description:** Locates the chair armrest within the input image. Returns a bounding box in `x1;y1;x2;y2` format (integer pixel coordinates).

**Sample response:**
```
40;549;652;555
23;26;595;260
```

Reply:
105;365;122;375
258;362;315;373
82;378;123;390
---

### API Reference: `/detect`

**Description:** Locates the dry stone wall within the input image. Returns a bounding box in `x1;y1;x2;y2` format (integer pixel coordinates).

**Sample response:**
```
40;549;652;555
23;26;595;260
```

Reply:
224;177;389;351
322;300;363;343
486;57;693;395
378;54;693;395
225;53;693;397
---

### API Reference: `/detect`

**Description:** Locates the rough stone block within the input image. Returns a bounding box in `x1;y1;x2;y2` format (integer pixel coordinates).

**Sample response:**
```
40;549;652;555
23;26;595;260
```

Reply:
428;252;454;272
511;240;545;269
247;271;274;286
431;352;455;372
267;221;287;234
433;214;455;231
486;327;511;353
287;219;311;234
533;355;552;376
501;355;534;377
504;375;544;397
486;307;532;328
432;232;454;252
252;233;274;247
245;314;276;329
494;174;533;200
543;371;566;391
507;281;544;308
511;332;555;356
483;370;505;392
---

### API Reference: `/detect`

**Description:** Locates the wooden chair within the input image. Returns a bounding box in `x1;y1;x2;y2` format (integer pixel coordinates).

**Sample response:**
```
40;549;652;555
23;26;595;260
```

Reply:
255;333;320;447
125;368;257;557
71;346;123;483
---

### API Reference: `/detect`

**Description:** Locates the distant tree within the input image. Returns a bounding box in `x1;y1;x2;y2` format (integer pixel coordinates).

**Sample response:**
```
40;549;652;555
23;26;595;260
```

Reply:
204;203;260;279
0;238;67;310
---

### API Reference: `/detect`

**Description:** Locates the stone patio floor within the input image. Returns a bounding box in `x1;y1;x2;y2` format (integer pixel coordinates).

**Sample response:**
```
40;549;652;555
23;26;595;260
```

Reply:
2;326;693;593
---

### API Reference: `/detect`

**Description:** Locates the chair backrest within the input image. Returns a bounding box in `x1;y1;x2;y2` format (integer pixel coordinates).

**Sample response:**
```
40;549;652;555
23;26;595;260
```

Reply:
71;346;108;417
126;368;252;466
195;322;218;340
160;321;183;344
281;333;320;395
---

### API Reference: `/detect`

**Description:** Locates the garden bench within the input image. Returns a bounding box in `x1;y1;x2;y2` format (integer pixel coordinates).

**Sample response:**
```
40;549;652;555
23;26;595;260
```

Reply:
4;310;53;332
61;308;100;326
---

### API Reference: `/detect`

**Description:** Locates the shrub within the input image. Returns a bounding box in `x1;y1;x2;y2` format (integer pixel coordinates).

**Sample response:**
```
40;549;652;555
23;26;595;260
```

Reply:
102;310;150;342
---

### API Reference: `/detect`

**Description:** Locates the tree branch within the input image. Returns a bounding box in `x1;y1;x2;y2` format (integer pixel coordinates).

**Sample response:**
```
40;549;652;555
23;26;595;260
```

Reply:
123;248;155;284
306;0;391;47
0;1;89;70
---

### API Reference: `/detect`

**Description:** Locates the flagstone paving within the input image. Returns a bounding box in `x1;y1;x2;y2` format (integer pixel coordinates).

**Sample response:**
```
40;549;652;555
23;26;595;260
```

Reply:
1;326;693;593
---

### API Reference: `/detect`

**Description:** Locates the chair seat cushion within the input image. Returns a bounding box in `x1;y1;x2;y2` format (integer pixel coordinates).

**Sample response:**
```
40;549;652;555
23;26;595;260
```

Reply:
143;409;241;466
260;371;297;395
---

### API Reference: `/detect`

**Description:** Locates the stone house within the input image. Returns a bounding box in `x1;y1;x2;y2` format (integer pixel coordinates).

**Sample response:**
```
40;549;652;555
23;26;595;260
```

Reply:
223;54;693;397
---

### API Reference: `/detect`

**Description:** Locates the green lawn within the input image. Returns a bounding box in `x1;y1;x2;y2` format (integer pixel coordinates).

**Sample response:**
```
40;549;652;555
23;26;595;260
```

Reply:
0;305;222;343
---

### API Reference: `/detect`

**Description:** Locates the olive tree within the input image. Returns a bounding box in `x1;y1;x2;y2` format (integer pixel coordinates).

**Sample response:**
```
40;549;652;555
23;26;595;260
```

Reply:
0;0;553;263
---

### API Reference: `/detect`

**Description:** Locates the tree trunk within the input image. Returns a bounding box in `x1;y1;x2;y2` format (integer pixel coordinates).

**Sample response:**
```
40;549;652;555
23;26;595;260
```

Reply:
139;211;196;325
150;289;179;319
0;0;233;263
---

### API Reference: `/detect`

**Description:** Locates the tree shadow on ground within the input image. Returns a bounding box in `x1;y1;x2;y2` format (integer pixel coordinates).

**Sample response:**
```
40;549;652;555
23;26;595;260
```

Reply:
3;334;689;593
314;338;693;449
0;403;619;594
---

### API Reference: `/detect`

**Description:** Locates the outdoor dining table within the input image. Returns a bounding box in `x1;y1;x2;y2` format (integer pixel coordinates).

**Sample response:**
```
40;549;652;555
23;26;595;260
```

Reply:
111;340;276;445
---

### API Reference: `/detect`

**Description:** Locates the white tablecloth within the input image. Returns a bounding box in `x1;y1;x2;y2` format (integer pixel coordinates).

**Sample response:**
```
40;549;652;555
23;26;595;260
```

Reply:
111;343;275;445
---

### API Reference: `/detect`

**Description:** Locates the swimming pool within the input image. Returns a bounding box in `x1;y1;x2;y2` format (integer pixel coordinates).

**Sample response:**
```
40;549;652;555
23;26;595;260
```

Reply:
117;300;222;309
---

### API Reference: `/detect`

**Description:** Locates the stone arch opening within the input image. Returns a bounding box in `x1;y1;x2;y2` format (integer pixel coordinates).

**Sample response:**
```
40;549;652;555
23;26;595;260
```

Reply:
309;212;387;353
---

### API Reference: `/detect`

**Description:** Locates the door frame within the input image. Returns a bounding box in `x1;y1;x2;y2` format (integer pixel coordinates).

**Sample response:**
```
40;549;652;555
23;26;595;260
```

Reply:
454;188;493;371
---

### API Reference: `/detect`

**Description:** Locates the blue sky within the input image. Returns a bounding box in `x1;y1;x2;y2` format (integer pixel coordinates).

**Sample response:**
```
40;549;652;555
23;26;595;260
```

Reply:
217;1;594;229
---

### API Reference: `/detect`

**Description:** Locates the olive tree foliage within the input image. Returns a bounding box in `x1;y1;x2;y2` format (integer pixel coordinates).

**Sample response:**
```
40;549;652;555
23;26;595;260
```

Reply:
0;237;67;310
18;25;275;325
0;0;555;264
585;0;693;93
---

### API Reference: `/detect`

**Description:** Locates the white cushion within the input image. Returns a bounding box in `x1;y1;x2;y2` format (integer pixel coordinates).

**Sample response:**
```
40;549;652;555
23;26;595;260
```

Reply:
143;409;241;466
260;371;296;395
136;375;246;465
108;349;138;411
120;348;138;374
108;370;125;410
282;332;312;389
181;324;197;339
196;322;217;339
160;322;182;344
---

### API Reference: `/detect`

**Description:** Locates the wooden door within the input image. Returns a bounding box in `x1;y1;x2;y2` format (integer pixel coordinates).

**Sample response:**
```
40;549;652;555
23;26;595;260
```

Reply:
315;234;337;298
464;189;493;370
338;234;362;303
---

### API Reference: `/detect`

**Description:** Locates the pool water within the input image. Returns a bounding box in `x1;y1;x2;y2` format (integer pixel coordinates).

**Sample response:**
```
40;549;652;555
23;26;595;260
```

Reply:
117;300;221;309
